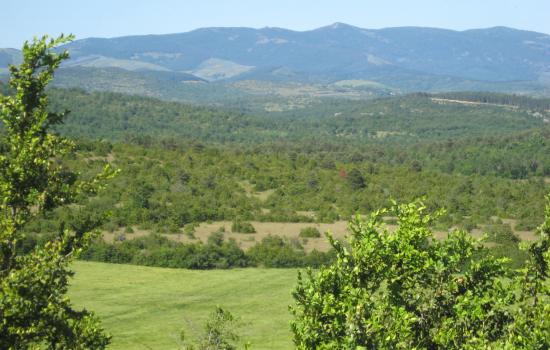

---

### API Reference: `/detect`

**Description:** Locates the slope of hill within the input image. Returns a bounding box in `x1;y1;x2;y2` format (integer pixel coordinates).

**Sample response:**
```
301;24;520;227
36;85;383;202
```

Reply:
54;25;550;83
44;88;548;144
0;48;21;73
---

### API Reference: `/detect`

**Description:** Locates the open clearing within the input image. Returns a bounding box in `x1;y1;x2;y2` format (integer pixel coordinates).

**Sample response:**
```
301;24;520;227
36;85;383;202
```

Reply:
191;221;351;251
70;262;297;350
103;218;537;252
103;221;353;252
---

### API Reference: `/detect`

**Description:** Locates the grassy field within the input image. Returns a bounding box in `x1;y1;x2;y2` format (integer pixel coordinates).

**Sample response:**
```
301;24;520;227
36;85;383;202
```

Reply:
70;261;297;350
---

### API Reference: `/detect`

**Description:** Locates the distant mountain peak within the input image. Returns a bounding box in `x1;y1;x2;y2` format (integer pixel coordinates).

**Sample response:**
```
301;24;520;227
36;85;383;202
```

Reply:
320;22;360;31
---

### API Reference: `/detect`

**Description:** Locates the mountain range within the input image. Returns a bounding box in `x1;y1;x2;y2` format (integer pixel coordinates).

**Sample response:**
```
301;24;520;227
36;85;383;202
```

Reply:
2;24;550;97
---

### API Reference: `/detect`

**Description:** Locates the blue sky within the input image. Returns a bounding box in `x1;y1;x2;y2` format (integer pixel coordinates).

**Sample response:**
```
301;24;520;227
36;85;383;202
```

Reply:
2;0;549;48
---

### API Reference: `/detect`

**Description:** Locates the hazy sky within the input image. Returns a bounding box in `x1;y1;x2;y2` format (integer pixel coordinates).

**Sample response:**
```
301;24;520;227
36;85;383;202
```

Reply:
2;0;549;48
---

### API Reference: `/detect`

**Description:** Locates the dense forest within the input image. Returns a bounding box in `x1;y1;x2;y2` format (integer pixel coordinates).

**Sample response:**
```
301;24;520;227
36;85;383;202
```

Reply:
44;87;547;142
14;133;547;269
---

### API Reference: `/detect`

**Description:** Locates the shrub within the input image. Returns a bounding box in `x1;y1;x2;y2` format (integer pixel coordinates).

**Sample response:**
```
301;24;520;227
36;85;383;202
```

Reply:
486;223;519;244
484;223;527;268
247;235;304;268
103;221;118;233
347;168;366;189
138;222;153;230
231;220;256;234
459;217;478;232
290;199;550;349
516;217;542;231
169;223;182;234
299;227;321;238
180;307;248;350
183;223;198;238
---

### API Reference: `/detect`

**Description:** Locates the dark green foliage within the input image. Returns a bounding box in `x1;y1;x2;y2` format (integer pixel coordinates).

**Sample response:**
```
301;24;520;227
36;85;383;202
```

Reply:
347;168;366;190
247;235;305;268
406;129;550;179
486;224;519;245
6;49;549;278
17;134;549;248
484;224;529;269
298;227;321;238
79;232;335;269
81;234;249;269
246;235;335;268
231;220;256;234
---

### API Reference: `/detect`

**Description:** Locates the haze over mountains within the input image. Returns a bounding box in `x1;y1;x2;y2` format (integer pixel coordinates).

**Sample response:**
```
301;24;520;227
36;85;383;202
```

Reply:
2;23;550;97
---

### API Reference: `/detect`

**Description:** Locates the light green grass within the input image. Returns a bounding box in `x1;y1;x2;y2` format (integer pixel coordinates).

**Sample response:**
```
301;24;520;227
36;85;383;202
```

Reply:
70;261;297;349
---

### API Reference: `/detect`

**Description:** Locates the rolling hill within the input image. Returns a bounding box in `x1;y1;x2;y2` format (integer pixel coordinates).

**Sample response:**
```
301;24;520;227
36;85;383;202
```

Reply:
45;88;548;143
56;24;550;83
2;24;550;98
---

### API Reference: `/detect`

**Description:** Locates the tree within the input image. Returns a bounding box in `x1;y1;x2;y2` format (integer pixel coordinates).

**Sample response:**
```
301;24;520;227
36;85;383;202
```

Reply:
181;307;249;350
291;199;549;349
347;168;366;190
0;35;116;349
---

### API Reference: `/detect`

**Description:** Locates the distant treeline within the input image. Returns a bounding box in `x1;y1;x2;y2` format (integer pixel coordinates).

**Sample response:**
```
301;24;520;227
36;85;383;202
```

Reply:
42;87;546;143
18;231;336;269
18;215;527;270
3;82;547;144
426;91;550;111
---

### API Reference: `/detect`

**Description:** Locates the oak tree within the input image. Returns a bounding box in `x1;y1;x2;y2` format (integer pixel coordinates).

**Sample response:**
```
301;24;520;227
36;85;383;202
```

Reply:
0;35;115;349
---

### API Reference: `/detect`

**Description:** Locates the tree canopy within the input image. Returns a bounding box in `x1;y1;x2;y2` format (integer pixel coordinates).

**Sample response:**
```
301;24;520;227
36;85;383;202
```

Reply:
291;198;550;349
0;35;115;349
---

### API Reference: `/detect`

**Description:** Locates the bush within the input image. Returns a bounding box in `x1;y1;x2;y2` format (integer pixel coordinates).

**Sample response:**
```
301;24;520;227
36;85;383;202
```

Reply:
347;168;366;189
516;217;543;231
103;221;118;233
484;223;527;268
247;235;304;268
231;220;256;234
183;223;198;238
486;223;519;244
83;232;252;269
180;307;247;350
169;223;182;234
299;227;321;238
459;217;478;232
291;199;550;349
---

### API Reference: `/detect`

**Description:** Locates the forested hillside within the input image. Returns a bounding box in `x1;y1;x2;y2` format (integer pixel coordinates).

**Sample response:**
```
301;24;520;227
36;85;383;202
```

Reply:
2;81;549;270
15;134;547;269
44;87;548;142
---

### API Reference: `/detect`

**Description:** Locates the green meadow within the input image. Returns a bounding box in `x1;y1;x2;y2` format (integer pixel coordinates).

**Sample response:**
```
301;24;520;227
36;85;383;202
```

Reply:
70;262;298;349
